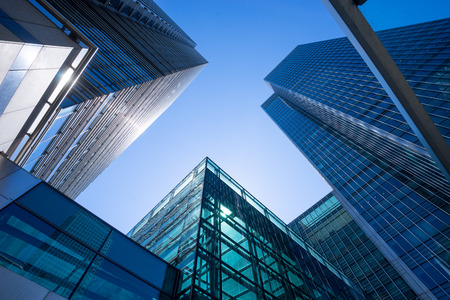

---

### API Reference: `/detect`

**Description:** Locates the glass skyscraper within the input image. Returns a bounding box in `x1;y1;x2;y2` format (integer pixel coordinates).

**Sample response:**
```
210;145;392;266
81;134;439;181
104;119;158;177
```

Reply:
289;192;416;299
2;0;207;199
262;19;449;299
128;158;365;300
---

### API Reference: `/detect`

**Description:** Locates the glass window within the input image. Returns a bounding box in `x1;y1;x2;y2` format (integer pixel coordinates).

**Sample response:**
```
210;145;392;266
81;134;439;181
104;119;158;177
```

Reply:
17;183;111;250
412;265;437;290
219;172;242;196
173;173;193;197
100;230;174;293
26;137;53;163
71;256;162;300
0;204;95;298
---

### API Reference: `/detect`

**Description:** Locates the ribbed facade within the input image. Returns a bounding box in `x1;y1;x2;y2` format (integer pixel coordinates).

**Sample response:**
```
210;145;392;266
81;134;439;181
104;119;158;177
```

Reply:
14;0;207;198
263;19;449;299
128;158;365;299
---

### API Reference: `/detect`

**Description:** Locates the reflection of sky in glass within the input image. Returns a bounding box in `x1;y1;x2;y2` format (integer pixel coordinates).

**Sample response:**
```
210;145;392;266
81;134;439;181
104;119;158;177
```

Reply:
24;106;77;169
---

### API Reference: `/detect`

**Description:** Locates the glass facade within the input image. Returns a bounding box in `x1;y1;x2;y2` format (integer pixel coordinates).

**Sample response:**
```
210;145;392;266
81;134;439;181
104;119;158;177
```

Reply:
11;0;207;199
0;155;178;299
129;158;365;300
263;19;450;299
289;192;417;299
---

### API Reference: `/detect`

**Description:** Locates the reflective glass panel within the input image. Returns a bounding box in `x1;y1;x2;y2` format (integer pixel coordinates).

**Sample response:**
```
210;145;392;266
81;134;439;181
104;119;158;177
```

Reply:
17;183;111;250
0;204;94;298
100;230;174;293
72;256;161;300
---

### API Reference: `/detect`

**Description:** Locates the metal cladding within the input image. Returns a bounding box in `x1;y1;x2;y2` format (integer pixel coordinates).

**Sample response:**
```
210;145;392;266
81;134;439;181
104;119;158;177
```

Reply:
13;0;207;199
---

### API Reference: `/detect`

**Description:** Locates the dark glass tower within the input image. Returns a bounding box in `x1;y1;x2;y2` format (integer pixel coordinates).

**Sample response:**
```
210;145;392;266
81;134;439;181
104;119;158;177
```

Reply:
289;192;417;299
262;19;449;299
7;0;207;199
128;158;365;300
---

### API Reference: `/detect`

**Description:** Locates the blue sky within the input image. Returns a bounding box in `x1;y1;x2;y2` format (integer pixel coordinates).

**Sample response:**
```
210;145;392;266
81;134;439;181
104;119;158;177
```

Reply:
76;0;450;233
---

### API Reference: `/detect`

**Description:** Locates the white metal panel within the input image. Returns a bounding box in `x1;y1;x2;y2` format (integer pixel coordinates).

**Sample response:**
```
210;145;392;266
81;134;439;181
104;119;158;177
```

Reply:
0;42;23;84
0;106;34;151
4;68;60;113
30;45;72;70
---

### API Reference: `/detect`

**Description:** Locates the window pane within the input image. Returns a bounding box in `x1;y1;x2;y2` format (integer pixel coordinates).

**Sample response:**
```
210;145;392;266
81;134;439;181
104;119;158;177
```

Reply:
72;256;161;300
0;204;95;298
100;230;173;292
17;183;111;250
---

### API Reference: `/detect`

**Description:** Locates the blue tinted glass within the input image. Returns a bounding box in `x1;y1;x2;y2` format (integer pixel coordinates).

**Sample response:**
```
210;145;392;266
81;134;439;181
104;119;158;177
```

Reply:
17;183;111;250
0;204;95;297
72;256;161;300
41;113;71;141
0;71;26;114
100;230;169;290
27;137;53;163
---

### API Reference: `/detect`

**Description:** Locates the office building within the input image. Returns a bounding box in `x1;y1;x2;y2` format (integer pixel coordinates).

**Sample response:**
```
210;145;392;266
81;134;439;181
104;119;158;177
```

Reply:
262;18;449;299
1;0;207;199
0;154;178;299
128;158;365;299
289;192;416;299
0;0;91;155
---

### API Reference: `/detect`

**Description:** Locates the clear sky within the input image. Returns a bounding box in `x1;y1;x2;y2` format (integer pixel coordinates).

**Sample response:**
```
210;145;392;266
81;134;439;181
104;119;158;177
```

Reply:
76;0;450;234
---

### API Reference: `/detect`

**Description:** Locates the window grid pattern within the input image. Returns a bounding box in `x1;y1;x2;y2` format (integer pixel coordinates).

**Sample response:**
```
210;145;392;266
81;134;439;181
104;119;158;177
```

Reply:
17;0;207;198
289;193;417;299
93;0;196;47
262;95;450;299
128;160;207;296
269;83;449;202
46;0;207;106
129;159;365;300
22;58;204;199
265;18;450;147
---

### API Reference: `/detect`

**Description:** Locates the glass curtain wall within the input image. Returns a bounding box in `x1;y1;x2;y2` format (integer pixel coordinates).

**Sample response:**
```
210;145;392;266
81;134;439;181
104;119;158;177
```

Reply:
128;159;207;298
0;156;178;300
129;159;365;300
289;192;417;299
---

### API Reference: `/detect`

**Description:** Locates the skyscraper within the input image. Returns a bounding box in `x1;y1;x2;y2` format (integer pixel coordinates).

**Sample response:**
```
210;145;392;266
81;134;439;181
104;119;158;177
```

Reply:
128;158;365;299
2;0;207;198
289;191;416;299
262;19;449;299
